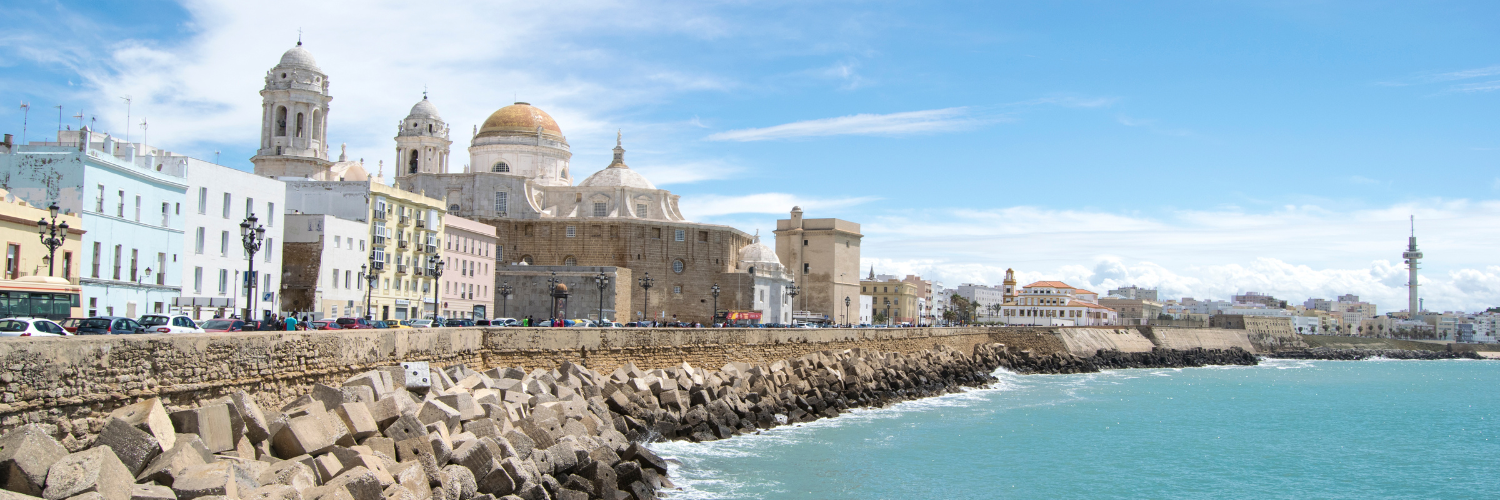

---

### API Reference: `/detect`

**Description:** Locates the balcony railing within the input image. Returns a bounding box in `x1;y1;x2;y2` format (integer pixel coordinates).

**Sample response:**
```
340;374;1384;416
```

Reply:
373;236;387;246
424;244;437;254
396;264;408;274
415;219;426;228
398;215;410;226
373;211;386;220
371;261;385;271
398;240;409;249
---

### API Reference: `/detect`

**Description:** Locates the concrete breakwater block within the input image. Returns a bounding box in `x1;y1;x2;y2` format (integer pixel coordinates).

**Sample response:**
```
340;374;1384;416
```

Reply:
0;424;68;496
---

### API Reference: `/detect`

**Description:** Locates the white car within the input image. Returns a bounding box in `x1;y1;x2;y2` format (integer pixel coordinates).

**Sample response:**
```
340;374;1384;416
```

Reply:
138;314;206;334
492;318;518;326
0;318;72;337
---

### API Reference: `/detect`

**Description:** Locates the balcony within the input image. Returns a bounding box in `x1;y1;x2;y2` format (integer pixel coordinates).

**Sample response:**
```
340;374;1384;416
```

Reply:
412;267;424;277
396;264;408;274
415;219;426;228
424;244;437;254
398;240;409;249
371;261;385;271
373;211;386;221
398;215;410;226
373;235;387;246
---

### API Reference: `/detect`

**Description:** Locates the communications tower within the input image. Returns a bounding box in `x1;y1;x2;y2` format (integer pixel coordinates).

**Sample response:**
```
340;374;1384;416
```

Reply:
1402;216;1423;314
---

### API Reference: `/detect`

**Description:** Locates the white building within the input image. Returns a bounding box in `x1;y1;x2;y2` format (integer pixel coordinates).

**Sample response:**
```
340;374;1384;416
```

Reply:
859;294;873;325
734;234;794;325
955;283;1008;319
179;161;286;320
1;130;187;319
282;214;371;320
999;281;1118;326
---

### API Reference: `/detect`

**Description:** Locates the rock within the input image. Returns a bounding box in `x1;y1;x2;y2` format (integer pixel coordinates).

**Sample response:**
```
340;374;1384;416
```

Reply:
439;466;474;500
381;416;426;444
258;460;318;490
170;404;239;454
619;444;666;476
335;404;380;442
129;484;175;500
94;418;162;477
170;462;257;500
0;424;68;496
324;467;383;500
242;485;300;500
108;399;177;454
417;402;460;434
228;392;273;443
135;436;211;486
42;447;133;500
272;412;338;458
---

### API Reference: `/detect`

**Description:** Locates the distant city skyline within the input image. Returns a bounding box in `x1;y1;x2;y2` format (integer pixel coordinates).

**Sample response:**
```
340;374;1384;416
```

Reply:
1;1;1496;312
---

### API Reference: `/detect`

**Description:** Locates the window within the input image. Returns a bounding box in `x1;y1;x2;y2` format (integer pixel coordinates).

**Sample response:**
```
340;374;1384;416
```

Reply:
494;192;507;216
267;203;275;227
803;263;810;274
112;245;122;280
493;162;509;173
674;229;685;242
566;226;576;238
116;190;124;217
672;260;684;273
161;202;170;226
96;185;106;212
195;228;205;254
156;253;166;285
198;187;207;214
564;256;577;266
193;267;203;294
129;249;138;281
332;269;339;288
91;242;101;278
218;269;228;294
222;193;231;219
220;231;229;256
593;202;606;217
637;203;647;218
265;239;273;262
334;235;342;248
134;196;141;221
4;244;17;280
62;252;71;279
673;285;682;294
345;270;352;289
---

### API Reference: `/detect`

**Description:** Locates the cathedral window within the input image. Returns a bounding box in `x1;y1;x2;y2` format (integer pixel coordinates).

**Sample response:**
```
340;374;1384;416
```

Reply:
520;255;533;265
565;226;575;238
593;202;606;217
564;256;577;266
494;192;507;216
674;229;685;242
295;112;305;138
636;203;647;218
492;162;509;173
409;150;420;174
275;107;288;136
672;260;684;273
449;204;459;212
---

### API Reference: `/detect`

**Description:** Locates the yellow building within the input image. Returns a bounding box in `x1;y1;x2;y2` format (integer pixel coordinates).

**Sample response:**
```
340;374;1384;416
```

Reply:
366;182;447;321
0;191;85;318
861;277;918;325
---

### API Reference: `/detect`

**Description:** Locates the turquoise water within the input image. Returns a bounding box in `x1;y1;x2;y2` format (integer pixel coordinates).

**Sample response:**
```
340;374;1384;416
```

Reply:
649;359;1500;499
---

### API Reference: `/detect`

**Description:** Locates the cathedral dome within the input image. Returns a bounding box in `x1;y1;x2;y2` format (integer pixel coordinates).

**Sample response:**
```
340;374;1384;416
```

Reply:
277;43;321;71
477;102;563;140
739;239;780;265
406;97;441;120
579;167;655;190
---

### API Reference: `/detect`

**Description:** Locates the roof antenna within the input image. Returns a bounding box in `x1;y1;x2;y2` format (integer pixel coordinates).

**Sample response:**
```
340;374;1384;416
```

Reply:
423;85;428;100
297;28;303;46
1410;215;1415;237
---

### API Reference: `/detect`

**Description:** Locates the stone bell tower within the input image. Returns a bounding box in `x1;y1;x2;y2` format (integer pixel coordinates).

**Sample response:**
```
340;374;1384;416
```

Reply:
251;41;334;179
394;94;452;178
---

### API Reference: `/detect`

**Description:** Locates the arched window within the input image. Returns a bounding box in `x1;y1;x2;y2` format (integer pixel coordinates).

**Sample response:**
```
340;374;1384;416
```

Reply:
520;255;533;265
672;260;684;273
493;162;509;173
449;204;460;212
275;107;288;136
408;150;420;174
428;124;433;133
311;110;322;141
295;112;305;138
563;256;577;266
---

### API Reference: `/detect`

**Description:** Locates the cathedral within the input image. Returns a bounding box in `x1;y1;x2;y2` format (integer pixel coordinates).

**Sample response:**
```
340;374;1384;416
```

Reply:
251;43;792;324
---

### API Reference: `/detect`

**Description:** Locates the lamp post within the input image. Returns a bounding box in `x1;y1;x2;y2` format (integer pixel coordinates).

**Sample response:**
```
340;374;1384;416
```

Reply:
594;272;609;325
638;272;653;326
361;253;378;320
239;214;266;321
36;203;68;278
786;283;799;325
427;254;444;321
499;282;513;318
710;283;720;327
546;271;560;324
844;296;851;326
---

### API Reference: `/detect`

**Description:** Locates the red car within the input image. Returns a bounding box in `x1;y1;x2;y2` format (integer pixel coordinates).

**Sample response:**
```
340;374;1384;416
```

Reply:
200;319;262;332
310;320;342;330
334;317;375;329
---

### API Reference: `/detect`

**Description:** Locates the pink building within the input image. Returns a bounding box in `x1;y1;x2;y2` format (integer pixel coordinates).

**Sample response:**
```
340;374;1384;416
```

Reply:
441;216;498;319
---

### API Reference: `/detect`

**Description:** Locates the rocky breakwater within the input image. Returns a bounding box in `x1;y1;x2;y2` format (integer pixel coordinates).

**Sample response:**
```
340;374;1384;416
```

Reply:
0;343;1022;500
1271;348;1483;361
987;347;1259;375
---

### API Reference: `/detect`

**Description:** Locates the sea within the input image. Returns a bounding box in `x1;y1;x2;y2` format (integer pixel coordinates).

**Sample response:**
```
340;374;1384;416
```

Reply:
648;358;1499;499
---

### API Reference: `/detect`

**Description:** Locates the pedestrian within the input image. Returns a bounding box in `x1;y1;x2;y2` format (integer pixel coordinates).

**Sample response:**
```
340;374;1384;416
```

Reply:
285;315;298;331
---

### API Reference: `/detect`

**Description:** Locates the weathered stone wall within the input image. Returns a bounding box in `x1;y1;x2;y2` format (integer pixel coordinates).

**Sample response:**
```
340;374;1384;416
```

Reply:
1052;327;1158;356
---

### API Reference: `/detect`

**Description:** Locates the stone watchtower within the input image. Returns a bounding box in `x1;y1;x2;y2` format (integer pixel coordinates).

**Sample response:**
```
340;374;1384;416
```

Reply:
394;95;452;177
251;42;334;179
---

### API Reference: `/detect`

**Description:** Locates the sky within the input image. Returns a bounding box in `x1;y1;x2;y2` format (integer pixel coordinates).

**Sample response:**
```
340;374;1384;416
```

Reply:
1;0;1497;312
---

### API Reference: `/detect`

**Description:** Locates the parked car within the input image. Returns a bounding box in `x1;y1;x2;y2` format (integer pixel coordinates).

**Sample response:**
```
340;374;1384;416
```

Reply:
385;321;412;329
403;319;433;328
138;314;206;334
491;318;518;327
370;320;389;328
0;318;71;337
309;320;342;330
76;317;146;335
444;318;476;327
201;319;256;332
335;317;376;329
58;318;86;334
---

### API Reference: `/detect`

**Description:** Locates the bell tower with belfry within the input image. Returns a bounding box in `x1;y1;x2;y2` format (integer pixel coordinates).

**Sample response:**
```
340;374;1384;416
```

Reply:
251;40;334;179
394;92;452;180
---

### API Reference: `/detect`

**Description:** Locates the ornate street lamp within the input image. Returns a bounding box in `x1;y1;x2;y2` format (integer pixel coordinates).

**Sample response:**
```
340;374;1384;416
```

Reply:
546;271;560;324
710;283;720;327
638;272;654;326
362;253;379;320
786;283;800;325
844;296;851;326
499;281;513;319
427;254;445;321
36;202;68;278
594;272;609;326
239;214;266;320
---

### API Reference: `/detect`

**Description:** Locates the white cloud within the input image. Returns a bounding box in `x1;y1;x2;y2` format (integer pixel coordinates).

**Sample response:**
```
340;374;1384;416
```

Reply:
858;199;1500;313
632;159;741;185
704;107;977;142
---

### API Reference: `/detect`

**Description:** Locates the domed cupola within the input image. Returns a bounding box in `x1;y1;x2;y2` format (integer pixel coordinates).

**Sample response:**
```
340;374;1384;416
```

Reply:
395;93;452;177
579;132;657;190
467;101;573;186
252;40;334;179
737;231;785;274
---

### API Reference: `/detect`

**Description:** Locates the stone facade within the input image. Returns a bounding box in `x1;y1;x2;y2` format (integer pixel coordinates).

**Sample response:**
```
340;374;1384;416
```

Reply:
493;265;632;323
774;207;862;324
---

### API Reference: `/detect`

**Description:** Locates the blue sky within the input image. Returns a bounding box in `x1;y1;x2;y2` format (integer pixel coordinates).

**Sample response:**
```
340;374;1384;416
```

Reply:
2;0;1498;311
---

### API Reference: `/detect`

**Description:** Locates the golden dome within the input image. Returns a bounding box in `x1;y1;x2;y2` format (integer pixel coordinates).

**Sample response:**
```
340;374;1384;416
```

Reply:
477;102;564;140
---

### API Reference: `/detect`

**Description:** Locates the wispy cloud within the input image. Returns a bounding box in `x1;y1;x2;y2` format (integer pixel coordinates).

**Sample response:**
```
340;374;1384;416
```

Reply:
818;59;868;90
680;192;877;217
632;159;741;185
705;107;977;141
1443;79;1500;93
